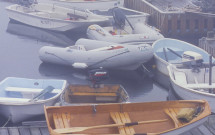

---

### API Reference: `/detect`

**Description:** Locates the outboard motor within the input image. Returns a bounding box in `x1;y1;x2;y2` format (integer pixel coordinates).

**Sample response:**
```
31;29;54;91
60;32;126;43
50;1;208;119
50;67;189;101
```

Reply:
111;7;134;31
181;51;203;73
112;7;126;30
88;68;109;86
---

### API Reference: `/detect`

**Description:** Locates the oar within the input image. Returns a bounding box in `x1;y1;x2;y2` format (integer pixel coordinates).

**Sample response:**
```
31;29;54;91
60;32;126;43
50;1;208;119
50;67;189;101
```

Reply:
29;86;55;102
167;48;182;58
54;119;168;134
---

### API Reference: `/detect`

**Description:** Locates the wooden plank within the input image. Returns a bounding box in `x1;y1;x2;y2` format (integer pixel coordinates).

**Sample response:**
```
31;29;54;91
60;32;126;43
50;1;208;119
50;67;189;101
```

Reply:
171;108;183;127
164;109;179;128
39;127;49;135
204;121;215;134
119;113;131;134
8;127;19;135
198;125;214;135
62;113;70;128
110;112;126;134
124;112;135;134
29;127;42;135
0;128;9;135
53;113;64;129
18;127;31;135
190;128;203;135
71;92;117;97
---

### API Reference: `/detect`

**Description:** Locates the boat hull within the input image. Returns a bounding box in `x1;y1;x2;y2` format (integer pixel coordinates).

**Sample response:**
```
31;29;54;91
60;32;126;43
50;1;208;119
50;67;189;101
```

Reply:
0;77;67;123
44;100;211;135
6;4;109;32
170;81;215;113
47;0;124;10
0;98;58;123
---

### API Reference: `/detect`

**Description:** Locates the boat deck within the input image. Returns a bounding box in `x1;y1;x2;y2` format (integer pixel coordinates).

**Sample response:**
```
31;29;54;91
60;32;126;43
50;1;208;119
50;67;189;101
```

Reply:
0;115;215;135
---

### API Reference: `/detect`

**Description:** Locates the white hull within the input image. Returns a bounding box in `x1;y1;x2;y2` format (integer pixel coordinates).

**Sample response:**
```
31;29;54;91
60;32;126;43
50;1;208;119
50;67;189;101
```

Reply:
6;3;109;31
170;81;215;113
168;65;215;112
154;54;169;76
48;0;124;10
0;77;67;123
0;98;58;123
153;38;215;76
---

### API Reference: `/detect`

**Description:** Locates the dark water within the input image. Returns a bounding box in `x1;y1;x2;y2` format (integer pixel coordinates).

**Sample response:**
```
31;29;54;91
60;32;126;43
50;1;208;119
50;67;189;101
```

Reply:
0;1;175;126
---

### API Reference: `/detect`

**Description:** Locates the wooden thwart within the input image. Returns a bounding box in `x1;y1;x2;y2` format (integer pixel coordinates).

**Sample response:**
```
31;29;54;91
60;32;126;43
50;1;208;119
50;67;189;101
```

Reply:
53;113;71;129
70;92;117;97
110;112;135;134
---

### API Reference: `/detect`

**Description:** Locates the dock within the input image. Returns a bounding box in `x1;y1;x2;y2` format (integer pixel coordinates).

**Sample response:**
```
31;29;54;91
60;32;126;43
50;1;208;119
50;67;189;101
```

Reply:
0;121;48;135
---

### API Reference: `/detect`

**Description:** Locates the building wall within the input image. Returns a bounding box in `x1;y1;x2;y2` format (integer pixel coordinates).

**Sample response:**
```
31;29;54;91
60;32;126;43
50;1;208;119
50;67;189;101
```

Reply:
124;0;215;38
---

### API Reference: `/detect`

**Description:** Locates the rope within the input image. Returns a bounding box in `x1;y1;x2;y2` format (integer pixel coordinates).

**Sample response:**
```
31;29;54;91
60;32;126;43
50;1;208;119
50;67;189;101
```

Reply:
2;115;11;127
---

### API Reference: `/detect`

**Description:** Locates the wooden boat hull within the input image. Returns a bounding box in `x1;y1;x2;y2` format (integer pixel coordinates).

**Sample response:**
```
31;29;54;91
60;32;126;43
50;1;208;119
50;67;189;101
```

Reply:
60;84;129;105
6;3;109;32
44;100;211;135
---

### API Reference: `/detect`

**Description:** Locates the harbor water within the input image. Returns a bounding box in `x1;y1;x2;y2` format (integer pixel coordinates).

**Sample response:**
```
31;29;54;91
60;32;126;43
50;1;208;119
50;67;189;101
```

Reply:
0;1;174;126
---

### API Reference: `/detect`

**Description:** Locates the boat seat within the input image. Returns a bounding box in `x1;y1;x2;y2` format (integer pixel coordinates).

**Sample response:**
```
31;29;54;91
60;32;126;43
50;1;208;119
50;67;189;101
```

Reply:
184;83;215;89
53;113;71;129
70;92;117;96
164;108;183;128
5;87;61;94
110;112;135;134
0;97;45;102
173;71;188;85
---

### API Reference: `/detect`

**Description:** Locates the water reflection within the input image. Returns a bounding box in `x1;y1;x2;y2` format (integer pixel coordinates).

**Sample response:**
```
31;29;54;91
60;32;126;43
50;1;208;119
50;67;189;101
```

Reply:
6;20;77;47
38;63;159;102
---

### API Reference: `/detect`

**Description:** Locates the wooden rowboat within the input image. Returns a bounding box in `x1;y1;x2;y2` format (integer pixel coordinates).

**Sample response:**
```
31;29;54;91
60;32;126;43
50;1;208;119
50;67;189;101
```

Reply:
60;84;129;105
44;100;211;135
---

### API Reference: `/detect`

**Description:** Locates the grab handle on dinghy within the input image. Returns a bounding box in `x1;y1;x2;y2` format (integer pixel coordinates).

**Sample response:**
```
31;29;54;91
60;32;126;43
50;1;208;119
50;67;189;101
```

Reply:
29;86;55;102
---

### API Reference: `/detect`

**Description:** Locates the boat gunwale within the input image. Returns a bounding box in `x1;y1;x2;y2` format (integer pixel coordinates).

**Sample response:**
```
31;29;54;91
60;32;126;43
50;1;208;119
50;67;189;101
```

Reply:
0;77;67;105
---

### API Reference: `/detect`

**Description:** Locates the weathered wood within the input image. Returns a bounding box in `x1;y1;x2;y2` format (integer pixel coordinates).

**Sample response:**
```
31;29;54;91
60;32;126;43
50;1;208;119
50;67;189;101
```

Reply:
8;127;19;135
190;128;203;135
0;128;9;135
39;127;49;135
18;127;31;135
30;127;42;135
198;125;214;135
71;92;117;97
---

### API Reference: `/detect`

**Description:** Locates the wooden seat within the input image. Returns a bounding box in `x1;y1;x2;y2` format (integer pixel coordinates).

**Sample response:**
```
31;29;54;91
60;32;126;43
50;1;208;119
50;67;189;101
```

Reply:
164;108;183;128
110;112;135;134
53;113;71;129
70;92;117;97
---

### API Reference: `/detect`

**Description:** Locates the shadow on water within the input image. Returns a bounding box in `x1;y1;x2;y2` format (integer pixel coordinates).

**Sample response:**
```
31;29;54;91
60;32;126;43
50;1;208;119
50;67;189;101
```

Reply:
6;20;86;47
153;69;179;101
